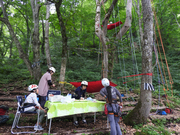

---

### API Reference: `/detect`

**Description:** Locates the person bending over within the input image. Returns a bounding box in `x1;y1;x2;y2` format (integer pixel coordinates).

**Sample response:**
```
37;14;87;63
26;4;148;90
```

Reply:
72;81;88;126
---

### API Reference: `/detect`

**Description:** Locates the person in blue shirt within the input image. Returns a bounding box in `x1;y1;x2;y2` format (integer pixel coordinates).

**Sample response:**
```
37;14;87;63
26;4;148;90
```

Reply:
72;81;88;126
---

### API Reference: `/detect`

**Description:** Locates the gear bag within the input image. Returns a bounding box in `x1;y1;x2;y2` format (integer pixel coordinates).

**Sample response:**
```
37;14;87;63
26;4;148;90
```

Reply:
165;108;173;114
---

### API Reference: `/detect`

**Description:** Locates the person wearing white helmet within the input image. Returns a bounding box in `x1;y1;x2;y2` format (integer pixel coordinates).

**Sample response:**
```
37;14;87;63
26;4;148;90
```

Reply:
72;80;88;126
24;84;46;130
100;78;123;135
38;67;56;108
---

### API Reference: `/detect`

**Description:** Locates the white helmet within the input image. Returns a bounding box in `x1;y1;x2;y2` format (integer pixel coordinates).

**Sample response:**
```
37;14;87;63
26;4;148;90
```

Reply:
81;81;88;86
49;67;56;73
28;84;38;91
101;78;110;87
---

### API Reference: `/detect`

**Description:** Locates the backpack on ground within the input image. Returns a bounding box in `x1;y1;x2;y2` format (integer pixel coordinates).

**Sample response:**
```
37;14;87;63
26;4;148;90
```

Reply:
157;110;167;115
165;108;173;114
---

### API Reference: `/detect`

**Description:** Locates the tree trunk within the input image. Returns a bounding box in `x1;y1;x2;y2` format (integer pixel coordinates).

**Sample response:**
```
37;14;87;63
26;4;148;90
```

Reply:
116;0;132;39
41;18;45;55
55;0;68;91
124;0;153;126
45;3;52;68
0;0;33;76
30;0;41;80
95;0;118;78
108;44;115;80
95;0;132;78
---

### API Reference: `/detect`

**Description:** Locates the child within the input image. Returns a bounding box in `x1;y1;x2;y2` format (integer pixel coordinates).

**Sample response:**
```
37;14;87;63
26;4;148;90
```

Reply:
100;78;123;135
24;84;46;130
72;81;88;126
0;105;9;124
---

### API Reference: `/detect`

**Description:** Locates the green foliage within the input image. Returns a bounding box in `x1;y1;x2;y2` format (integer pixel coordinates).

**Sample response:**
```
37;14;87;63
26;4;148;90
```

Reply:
0;61;31;84
152;118;167;127
0;0;180;96
134;124;171;135
6;113;15;125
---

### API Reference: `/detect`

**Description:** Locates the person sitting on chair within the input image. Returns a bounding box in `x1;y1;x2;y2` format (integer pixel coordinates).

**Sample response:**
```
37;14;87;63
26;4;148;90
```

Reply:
0;105;9;125
24;84;46;130
72;81;88;126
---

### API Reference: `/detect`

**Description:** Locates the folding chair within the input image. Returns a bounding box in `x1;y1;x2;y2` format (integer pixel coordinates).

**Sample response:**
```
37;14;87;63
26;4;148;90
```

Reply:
11;96;40;134
46;90;61;126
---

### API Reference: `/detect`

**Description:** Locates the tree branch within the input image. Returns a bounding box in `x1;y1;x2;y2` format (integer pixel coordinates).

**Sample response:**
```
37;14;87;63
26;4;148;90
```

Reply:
172;12;180;28
116;0;132;39
102;0;118;35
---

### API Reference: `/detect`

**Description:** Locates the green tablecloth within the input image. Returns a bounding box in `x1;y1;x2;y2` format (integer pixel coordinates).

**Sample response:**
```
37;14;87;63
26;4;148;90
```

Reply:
45;100;106;119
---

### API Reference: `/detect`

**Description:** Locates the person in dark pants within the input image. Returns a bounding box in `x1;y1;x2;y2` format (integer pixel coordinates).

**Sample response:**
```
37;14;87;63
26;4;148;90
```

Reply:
0;105;9;125
72;81;88;126
38;67;56;108
100;78;123;135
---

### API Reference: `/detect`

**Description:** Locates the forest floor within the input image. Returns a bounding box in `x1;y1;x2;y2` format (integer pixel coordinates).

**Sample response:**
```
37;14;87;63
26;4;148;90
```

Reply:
0;82;180;135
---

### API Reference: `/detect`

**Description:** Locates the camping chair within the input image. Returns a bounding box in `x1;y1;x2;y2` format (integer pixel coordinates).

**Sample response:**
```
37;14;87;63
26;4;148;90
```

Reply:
45;90;61;126
11;96;40;134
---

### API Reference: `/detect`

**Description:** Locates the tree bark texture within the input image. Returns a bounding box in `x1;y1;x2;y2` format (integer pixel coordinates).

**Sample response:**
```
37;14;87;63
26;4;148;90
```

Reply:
124;0;153;126
0;0;33;76
95;0;132;78
95;0;118;78
116;0;132;40
55;0;68;91
30;0;42;80
41;18;45;55
45;3;52;68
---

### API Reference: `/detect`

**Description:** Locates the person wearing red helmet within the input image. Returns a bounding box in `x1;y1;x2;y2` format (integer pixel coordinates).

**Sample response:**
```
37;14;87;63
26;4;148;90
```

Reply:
38;67;56;108
24;84;46;130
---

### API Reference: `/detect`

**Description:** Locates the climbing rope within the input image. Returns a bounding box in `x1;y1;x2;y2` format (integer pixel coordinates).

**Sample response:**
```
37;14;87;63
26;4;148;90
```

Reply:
151;0;173;97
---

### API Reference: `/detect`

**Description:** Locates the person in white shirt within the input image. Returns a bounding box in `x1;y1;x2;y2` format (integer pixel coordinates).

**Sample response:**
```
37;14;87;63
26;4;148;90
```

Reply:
24;84;46;130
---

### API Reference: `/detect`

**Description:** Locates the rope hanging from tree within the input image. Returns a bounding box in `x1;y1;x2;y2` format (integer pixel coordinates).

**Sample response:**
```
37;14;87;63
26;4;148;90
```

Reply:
152;0;173;97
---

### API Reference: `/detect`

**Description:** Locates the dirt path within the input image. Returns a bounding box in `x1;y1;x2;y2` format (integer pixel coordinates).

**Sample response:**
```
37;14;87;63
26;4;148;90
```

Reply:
1;87;180;135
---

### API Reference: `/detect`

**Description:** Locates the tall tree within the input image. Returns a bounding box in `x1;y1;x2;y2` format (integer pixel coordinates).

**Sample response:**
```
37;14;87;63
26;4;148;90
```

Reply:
124;0;153;125
95;0;132;78
49;0;68;90
45;2;52;68
30;0;41;80
0;0;33;76
0;0;43;80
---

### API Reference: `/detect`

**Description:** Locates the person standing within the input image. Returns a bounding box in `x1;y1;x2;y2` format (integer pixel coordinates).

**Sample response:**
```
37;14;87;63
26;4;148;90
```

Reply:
72;81;88;126
100;78;123;135
38;67;56;108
